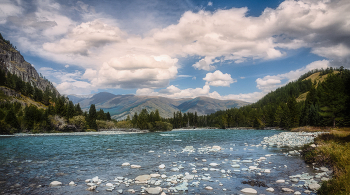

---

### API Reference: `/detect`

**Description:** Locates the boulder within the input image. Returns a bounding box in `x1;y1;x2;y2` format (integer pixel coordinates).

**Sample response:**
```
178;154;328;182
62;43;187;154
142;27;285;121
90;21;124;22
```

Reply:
69;181;76;186
209;163;219;167
50;181;62;186
294;191;301;195
87;186;96;191
266;187;274;192
309;183;321;190
282;188;294;192
276;179;285;183
241;188;257;194
135;175;151;183
145;187;162;194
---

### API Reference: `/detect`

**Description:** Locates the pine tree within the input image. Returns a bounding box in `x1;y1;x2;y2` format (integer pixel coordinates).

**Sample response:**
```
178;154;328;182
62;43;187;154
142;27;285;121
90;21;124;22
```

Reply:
88;104;97;130
75;103;83;116
5;109;19;130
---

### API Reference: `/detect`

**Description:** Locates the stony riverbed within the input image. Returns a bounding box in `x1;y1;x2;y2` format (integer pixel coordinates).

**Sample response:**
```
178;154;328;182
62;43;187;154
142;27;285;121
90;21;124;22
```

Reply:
0;130;330;195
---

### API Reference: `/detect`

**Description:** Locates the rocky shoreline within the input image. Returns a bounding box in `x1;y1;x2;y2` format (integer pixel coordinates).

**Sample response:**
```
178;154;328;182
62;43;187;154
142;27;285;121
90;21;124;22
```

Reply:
42;131;330;194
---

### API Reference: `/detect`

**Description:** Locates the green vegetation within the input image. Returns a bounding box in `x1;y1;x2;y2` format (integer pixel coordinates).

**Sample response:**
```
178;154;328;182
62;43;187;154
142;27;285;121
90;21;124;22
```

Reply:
168;67;350;129
128;108;172;131
302;130;350;194
0;68;115;134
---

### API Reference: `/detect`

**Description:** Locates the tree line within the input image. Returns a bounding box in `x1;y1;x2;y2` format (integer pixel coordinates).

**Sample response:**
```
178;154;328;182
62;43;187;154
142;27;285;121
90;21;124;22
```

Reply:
169;67;350;129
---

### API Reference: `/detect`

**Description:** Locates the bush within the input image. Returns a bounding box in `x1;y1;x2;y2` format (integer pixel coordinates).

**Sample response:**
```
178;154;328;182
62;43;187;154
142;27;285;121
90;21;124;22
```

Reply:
151;121;172;132
96;120;115;129
69;115;86;130
115;120;133;129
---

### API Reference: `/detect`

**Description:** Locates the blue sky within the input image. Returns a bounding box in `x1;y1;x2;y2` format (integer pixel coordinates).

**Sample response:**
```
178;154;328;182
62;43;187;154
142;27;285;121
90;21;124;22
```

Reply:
0;0;349;102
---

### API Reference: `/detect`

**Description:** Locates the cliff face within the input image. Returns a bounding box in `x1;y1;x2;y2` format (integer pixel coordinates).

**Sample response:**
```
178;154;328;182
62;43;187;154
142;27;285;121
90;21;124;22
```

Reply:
0;39;59;96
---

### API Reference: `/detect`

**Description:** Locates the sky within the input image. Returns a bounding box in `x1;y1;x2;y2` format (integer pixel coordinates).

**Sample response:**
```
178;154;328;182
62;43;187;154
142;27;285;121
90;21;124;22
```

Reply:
0;0;349;102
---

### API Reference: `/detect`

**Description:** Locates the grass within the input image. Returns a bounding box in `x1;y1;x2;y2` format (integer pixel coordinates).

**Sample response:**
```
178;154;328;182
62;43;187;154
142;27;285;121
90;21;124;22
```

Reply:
302;130;350;195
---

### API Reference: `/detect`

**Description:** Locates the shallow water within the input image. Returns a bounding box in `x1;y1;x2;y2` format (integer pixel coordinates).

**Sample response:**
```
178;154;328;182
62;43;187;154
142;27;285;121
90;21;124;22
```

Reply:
0;129;316;194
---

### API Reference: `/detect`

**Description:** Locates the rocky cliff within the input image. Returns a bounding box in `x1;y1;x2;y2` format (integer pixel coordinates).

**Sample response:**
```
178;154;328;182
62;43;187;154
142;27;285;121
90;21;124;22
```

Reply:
0;39;59;96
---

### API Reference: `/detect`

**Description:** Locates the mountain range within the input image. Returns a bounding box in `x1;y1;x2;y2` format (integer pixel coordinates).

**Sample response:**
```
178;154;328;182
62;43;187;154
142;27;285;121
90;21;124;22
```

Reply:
68;92;249;120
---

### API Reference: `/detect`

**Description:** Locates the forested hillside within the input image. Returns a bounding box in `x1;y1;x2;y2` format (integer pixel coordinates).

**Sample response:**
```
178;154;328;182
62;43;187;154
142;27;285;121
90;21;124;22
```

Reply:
170;67;350;129
0;34;114;134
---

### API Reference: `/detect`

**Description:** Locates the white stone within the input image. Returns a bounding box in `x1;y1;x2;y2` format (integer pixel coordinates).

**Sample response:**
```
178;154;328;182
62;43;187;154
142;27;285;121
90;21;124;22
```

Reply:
85;179;91;183
205;186;213;190
209;163;219;167
241;188;257;194
106;183;113;187
131;165;141;168
266;187;274;192
231;164;240;168
202;159;207;162
276;179;285;183
264;169;271;173
150;174;161;178
69;181;76;186
122;162;130;166
309;183;321;190
87;186;96;191
159;164;165;169
92;176;99;183
282;188;294;192
135;175;151;183
50;181;62;186
294;191;301;195
146;187;162;194
310;144;316;148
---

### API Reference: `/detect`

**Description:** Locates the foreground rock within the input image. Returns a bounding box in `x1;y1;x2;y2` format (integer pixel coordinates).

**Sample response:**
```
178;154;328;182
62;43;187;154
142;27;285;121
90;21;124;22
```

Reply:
145;187;162;194
241;188;257;194
49;181;62;186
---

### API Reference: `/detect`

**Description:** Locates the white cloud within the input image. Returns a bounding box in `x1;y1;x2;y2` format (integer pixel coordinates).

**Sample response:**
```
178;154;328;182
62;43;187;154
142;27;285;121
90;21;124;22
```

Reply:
208;2;213;6
256;60;329;92
65;64;69;68
203;70;236;87
192;56;216;71
89;54;178;89
56;81;96;95
0;0;22;24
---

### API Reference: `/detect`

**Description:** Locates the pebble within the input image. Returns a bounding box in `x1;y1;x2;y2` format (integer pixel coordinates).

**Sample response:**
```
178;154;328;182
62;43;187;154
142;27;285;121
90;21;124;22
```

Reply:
282;188;294;192
49;181;62;186
308;183;321;190
205;186;213;190
122;162;130;166
241;188;257;194
69;181;76;186
276;179;285;183
294;191;301;195
266;187;274;192
145;187;162;194
159;164;165;169
130;165;141;168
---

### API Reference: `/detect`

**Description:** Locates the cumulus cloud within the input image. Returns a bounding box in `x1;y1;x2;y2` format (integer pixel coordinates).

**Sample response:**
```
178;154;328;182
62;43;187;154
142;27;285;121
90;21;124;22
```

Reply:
256;60;329;92
89;55;178;89
0;0;23;24
43;20;126;55
203;70;236;87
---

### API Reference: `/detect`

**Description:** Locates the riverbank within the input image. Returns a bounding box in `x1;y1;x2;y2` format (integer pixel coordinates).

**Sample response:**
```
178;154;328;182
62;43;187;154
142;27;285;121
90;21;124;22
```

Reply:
302;130;350;194
4;131;145;137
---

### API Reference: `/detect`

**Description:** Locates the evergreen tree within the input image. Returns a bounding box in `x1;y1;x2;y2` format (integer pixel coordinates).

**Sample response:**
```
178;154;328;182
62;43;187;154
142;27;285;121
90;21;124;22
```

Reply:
106;112;111;120
287;97;299;128
5;109;19;130
74;103;83;116
66;101;75;121
88;104;97;130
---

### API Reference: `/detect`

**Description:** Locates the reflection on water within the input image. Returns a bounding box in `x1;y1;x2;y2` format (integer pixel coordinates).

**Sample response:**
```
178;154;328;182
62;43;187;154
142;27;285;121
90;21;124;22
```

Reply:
0;129;316;194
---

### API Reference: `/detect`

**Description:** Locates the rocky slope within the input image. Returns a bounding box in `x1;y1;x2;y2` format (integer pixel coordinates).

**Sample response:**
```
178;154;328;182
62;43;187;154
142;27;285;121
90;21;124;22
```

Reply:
68;92;249;120
0;39;59;96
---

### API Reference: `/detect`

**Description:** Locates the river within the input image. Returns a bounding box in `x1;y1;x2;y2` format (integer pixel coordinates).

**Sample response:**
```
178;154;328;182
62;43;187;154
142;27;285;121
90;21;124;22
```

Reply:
0;129;317;194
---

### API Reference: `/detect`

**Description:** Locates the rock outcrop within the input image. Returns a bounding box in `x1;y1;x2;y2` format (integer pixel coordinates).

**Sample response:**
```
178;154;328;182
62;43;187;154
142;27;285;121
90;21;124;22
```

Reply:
0;39;59;96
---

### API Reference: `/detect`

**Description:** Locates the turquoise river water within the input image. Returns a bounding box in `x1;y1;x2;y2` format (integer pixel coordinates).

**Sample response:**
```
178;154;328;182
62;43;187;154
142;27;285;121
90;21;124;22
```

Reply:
0;129;316;195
